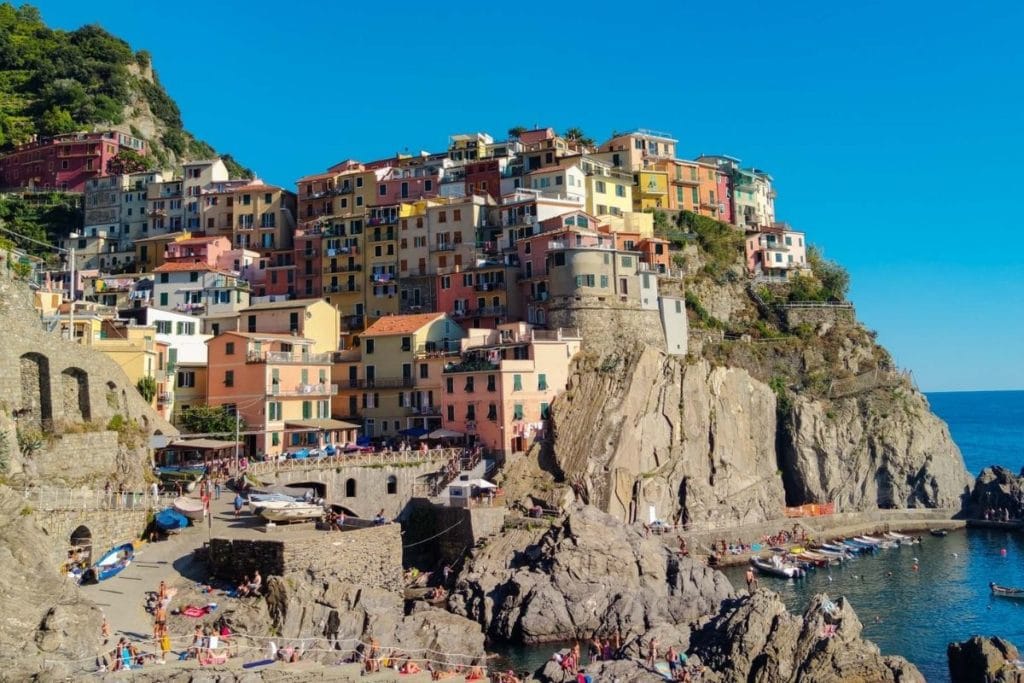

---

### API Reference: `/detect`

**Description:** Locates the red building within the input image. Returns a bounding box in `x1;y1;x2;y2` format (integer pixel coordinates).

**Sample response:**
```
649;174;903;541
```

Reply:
293;229;323;299
435;264;511;329
465;159;501;201
0;131;146;192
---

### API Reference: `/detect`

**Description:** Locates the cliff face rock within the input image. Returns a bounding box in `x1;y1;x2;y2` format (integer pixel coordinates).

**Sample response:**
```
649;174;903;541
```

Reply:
449;505;733;643
551;347;786;527
948;636;1022;683
689;591;923;683
0;487;104;680
782;387;971;510
966;466;1024;517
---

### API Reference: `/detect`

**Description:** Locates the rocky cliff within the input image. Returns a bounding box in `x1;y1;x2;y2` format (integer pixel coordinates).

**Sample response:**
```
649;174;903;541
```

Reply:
536;240;970;526
449;505;733;643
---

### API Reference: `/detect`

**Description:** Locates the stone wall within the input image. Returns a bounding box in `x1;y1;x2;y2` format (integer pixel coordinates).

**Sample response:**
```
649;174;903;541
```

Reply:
780;304;856;330
30;431;121;485
209;525;403;590
546;298;664;355
404;500;507;566
258;460;445;519
36;508;149;567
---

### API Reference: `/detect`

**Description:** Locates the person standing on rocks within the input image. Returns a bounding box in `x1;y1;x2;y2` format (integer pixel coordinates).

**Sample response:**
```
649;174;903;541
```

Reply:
646;637;658;668
746;567;758;592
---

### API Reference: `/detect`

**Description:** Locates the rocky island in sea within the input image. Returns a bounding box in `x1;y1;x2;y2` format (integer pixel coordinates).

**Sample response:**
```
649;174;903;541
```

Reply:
0;7;1018;681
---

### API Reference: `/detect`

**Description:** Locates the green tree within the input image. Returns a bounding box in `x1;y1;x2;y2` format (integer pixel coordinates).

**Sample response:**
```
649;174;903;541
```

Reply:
807;245;850;301
563;127;595;147
507;126;527;139
106;148;148;175
178;405;243;437
136;376;157;403
39;106;76;135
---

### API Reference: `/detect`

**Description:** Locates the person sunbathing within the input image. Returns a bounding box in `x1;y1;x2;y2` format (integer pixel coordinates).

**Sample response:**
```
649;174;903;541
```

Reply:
400;659;422;674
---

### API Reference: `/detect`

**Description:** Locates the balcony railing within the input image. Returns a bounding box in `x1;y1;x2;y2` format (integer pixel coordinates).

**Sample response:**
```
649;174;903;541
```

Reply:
156;392;173;404
430;242;456;252
413;341;462;357
345;377;414;389
325;262;361;273
547;240;612;251
267;383;339;397
368;231;396;242
247;351;333;364
342;315;364;331
474;281;505;292
324;283;361;293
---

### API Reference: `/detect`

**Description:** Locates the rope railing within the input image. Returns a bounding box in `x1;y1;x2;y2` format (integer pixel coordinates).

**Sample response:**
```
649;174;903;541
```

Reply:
246;447;459;476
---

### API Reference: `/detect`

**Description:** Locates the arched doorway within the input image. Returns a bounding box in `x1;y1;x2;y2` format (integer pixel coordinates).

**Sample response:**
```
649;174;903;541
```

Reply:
19;352;52;428
70;525;92;567
386;475;397;495
61;367;91;422
345;478;357;497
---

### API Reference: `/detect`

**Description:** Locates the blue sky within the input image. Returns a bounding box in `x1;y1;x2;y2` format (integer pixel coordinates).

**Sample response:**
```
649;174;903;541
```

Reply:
31;0;1024;391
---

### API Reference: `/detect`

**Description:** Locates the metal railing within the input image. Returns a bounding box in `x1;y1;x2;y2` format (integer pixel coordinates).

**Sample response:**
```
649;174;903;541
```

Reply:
345;377;414;389
247;447;458;476
247;351;333;364
267;383;339;397
17;487;176;512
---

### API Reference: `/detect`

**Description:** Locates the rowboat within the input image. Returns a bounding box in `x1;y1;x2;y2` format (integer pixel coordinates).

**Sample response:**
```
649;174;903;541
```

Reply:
154;507;189;531
990;582;1024;599
173;496;206;521
81;543;134;583
930;529;949;537
248;494;300;513
751;556;805;579
258;502;323;523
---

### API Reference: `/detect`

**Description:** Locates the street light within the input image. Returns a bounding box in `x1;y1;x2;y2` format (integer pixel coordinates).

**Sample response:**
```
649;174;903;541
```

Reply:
67;232;79;340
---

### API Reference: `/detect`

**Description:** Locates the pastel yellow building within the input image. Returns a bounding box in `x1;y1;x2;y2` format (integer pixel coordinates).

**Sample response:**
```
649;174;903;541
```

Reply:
238;298;340;354
633;170;669;211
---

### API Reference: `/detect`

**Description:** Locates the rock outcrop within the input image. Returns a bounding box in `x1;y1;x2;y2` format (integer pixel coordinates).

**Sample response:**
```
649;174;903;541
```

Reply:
688;590;923;682
947;636;1023;683
551;348;786;528
782;387;972;510
449;505;733;643
966;466;1024;518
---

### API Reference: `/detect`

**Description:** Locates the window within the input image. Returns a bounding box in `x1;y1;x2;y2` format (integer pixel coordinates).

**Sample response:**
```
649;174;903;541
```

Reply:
465;376;474;393
621;256;633;267
386;475;397;495
401;336;411;352
538;373;548;391
540;402;550;419
177;370;195;388
466;404;476;421
438;211;447;223
487;374;496;392
513;374;522;391
600;275;609;288
302;400;312;419
615;185;626;197
365;339;374;354
419;364;429;379
224;370;234;387
513;403;524;420
379;184;387;196
446;405;455;421
345;478;356;497
595;180;606;193
487;403;497;421
446;377;454;393
453;209;461;221
225;341;235;355
242;194;251;206
289;312;299;331
272;432;280;446
268;401;281;420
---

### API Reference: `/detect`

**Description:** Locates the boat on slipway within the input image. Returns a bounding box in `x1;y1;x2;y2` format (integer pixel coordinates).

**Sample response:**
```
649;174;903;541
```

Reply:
258;502;324;523
81;543;134;584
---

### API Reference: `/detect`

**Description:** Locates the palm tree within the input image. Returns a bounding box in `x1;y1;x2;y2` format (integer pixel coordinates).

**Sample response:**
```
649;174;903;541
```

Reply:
507;126;527;140
563;127;595;148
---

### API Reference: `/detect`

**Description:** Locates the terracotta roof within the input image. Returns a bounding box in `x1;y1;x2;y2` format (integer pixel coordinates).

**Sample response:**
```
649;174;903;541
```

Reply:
295;170;339;183
526;155;584;175
362;312;445;337
152;262;221;273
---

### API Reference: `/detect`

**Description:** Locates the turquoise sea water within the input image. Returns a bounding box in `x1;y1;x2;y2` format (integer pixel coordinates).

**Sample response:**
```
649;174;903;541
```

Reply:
494;391;1024;680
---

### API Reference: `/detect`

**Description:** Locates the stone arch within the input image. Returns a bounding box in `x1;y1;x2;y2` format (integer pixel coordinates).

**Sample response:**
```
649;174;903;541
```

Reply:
61;367;91;423
70;525;92;565
19;352;52;428
386;475;397;495
345;478;357;497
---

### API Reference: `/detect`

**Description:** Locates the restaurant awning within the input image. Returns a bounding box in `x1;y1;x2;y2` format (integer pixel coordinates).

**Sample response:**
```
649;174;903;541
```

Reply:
284;418;361;431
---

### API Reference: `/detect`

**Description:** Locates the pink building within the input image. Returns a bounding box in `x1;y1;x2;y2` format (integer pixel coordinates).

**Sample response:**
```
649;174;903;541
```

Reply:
371;167;441;206
715;170;733;224
439;323;581;454
163;235;232;266
0;131;146;192
435;265;510;329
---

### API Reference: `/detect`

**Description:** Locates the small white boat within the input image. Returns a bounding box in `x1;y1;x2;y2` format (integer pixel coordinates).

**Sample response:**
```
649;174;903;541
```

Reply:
751;556;805;579
258;502;323;523
172;496;206;521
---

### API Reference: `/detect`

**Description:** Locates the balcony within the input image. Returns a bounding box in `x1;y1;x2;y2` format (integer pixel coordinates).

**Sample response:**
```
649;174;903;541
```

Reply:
342;315;364;331
673;175;700;186
547;240;612;251
300;249;318;258
174;302;206;313
414;341;462;357
368;231;396;242
246;351;333;364
474;281;505;292
267;383;339;397
323;283;361;293
346;377;414;389
157;392;173;405
407;404;441;416
325;262;362;273
472;305;507;317
430;242;456;252
444;357;499;374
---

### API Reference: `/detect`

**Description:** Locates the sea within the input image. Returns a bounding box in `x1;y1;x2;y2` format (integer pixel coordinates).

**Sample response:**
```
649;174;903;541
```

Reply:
493;390;1024;681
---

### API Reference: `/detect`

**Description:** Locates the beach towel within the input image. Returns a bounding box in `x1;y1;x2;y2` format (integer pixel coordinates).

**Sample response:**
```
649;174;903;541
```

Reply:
182;606;209;618
201;654;228;666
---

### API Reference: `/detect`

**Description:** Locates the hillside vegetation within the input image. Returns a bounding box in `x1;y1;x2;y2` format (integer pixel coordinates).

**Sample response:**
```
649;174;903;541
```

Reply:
0;2;248;175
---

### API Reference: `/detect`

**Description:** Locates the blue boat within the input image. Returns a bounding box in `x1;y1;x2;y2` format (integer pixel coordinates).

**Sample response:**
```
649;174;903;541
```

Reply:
154;507;189;531
82;543;134;584
287;449;310;460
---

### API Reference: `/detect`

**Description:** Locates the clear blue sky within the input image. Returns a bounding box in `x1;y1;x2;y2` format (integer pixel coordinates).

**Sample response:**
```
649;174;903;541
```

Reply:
30;0;1024;392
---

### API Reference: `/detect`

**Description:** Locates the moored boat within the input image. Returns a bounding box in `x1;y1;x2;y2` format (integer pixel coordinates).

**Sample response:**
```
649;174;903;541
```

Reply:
154;507;189;531
82;543;134;583
259;502;323;523
990;582;1024;599
173;496;206;521
930;529;949;537
751;556;805;579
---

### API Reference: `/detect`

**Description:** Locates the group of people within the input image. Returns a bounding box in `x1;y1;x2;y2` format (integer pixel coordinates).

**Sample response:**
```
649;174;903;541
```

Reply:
235;569;262;597
982;507;1017;522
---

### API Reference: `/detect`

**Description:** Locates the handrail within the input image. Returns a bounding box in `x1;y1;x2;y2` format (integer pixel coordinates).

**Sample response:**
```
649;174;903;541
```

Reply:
246;447;459;476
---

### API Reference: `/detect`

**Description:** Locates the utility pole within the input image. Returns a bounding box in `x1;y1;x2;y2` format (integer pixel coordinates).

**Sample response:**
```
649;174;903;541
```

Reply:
67;245;75;340
233;407;240;472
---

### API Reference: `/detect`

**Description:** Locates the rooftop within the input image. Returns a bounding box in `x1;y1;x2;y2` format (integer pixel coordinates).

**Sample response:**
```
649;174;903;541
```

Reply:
362;312;446;337
240;297;323;312
209;331;314;343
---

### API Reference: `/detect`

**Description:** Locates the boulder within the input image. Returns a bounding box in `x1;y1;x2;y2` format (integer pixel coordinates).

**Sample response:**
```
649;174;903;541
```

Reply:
967;467;1024;519
947;636;1022;683
688;590;923;682
450;505;733;643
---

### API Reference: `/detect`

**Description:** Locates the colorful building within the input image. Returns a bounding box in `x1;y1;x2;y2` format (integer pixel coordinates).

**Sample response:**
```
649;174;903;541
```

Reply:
0;130;146;192
745;224;807;280
596;130;677;171
439;323;581;454
205;331;337;458
237;298;340;354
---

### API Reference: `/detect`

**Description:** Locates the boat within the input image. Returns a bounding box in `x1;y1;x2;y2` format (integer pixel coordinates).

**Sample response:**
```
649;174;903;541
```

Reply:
990;583;1024;599
154;507;189;531
930;529;949;537
172;496;206;521
258;502;324;523
751;556;805;579
248;493;300;513
82;543;134;584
